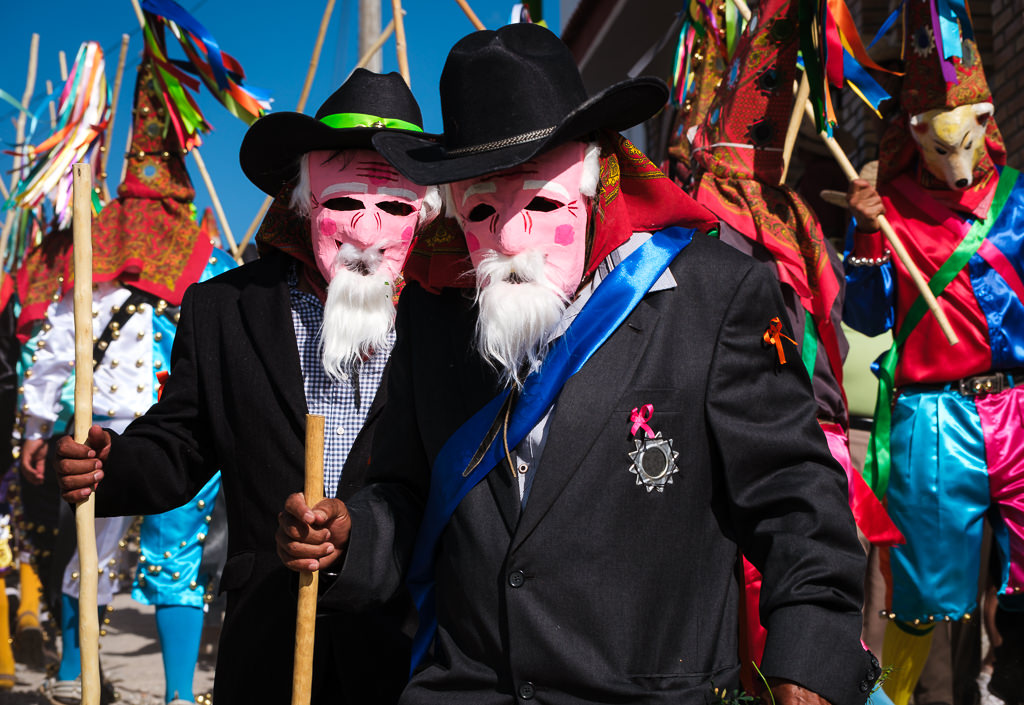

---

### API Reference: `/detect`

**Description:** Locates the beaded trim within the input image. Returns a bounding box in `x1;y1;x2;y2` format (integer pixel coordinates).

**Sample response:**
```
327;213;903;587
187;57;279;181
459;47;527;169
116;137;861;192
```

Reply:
446;126;557;156
846;253;892;267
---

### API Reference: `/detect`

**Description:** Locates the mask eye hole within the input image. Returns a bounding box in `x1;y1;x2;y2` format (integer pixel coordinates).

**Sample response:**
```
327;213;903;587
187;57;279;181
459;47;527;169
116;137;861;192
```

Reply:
965;142;973;150
323;196;363;211
467;204;496;222
935;146;948;155
525;196;564;212
377;201;415;217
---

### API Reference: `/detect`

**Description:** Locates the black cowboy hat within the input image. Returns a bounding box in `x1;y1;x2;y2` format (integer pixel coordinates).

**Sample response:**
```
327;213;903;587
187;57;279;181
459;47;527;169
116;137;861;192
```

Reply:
239;68;435;196
372;23;668;185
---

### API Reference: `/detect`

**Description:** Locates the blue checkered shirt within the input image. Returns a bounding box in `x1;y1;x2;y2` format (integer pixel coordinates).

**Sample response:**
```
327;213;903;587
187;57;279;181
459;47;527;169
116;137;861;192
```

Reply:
289;267;393;498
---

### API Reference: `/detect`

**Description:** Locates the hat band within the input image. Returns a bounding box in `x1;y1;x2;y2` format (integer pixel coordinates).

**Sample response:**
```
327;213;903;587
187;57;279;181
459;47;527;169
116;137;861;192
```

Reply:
446;126;557;156
319;112;423;132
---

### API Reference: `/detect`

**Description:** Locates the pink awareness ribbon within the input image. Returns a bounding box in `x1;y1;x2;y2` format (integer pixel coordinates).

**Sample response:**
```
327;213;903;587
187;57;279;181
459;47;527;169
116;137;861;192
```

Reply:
630;404;656;439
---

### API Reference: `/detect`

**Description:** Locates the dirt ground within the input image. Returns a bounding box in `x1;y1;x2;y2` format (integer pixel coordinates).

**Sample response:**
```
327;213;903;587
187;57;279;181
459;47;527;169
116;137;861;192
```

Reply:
5;591;218;705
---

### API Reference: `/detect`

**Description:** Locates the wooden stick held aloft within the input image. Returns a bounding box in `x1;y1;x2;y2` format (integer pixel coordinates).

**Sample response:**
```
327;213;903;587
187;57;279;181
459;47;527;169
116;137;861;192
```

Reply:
800;100;958;345
454;0;486;30
72;164;101;705
292;414;326;705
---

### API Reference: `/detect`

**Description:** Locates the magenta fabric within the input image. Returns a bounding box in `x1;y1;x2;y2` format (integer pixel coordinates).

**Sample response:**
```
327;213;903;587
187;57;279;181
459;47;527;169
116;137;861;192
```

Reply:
976;385;1024;595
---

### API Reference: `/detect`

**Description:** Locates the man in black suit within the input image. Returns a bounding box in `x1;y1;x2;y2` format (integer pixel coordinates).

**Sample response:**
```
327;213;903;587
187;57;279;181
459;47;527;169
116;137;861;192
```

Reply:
277;25;880;705
54;70;440;705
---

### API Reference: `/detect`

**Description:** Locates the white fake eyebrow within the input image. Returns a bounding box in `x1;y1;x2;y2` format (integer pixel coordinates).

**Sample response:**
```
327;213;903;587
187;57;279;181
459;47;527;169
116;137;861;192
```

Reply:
378;187;418;200
320;182;369;199
524;180;570;199
461;181;497;205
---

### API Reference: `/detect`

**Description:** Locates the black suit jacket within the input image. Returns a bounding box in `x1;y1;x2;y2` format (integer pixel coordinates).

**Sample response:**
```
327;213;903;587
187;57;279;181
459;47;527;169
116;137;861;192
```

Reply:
332;234;878;705
95;251;410;705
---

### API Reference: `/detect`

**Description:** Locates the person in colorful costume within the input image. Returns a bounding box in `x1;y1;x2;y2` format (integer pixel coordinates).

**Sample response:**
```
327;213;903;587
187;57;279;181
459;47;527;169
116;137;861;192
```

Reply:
687;0;904;684
17;57;235;704
55;69;441;705
277;24;879;705
843;2;1024;702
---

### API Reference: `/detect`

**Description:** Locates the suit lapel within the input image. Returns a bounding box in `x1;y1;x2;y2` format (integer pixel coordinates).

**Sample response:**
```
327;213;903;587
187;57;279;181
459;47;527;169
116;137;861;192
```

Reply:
511;299;662;551
238;254;308;435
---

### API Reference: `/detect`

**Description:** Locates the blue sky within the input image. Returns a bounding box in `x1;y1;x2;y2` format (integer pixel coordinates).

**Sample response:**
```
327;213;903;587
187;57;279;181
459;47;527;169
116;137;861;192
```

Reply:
2;1;560;251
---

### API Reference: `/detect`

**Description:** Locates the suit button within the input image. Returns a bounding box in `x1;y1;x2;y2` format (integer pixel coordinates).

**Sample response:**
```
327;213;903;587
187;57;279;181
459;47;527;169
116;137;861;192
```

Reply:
518;682;535;700
508;570;525;588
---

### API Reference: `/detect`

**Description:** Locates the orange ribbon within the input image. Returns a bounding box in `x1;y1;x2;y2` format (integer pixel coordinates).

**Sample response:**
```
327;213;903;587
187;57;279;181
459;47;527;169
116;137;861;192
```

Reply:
763;317;797;365
156;370;170;400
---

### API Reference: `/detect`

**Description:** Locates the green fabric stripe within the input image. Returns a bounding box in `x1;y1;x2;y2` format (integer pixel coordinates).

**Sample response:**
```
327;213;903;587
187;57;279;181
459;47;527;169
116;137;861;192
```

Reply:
864;166;1021;499
801;309;817;381
318;112;423;132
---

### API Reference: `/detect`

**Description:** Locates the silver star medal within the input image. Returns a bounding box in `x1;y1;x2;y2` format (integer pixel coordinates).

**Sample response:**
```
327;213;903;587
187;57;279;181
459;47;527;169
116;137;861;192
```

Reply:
628;432;680;492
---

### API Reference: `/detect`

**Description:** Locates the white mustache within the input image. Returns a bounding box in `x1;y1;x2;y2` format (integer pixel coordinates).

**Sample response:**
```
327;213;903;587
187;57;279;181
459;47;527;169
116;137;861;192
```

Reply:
336;242;384;276
473;249;552;288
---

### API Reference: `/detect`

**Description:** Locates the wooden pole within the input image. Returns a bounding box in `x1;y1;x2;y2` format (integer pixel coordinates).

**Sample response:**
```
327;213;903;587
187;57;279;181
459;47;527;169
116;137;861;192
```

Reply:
391;0;410;85
72;164;101;705
46;80;57;129
292;414;325;705
801;99;958;345
297;0;337;114
100;34;131;202
779;72;809;185
359;0;383;73
454;0;486;30
191;149;241;262
236;0;337;255
356;18;396;71
59;50;69;82
0;33;40;276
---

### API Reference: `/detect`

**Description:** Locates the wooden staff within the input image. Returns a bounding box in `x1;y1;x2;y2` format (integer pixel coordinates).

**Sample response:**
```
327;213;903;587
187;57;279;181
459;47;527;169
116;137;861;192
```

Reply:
292;414;325;705
237;0;337;255
800;99;958;345
100;34;131;201
72;164;101;705
0;33;40;276
454;0;486;30
391;0;410;85
59;50;69;82
779;72;810;185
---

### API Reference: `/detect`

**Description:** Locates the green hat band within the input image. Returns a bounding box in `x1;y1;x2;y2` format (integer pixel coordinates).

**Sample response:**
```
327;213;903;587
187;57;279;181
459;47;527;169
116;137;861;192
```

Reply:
318;112;423;132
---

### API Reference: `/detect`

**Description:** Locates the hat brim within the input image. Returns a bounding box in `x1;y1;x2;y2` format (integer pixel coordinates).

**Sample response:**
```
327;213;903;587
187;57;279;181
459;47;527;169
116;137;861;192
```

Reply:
373;77;668;185
240;112;438;196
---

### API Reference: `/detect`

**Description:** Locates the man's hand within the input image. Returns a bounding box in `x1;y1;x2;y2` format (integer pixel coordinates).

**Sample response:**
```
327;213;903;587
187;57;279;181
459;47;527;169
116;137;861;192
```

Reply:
20;438;49;485
847;179;886;233
55;425;112;503
765;681;833;705
276;492;352;572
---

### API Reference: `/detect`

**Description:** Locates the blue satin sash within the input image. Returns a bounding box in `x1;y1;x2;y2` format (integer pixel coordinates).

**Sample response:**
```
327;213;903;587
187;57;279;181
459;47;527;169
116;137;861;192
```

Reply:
406;226;696;671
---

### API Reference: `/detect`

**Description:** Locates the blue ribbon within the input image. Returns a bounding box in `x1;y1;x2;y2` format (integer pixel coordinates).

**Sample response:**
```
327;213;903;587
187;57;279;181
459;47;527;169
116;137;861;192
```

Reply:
843;48;892;113
143;0;231;91
405;226;696;672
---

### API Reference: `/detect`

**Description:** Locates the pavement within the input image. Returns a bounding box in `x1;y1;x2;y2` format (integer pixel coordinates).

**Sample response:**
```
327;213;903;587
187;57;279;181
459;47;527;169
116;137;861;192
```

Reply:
6;592;217;705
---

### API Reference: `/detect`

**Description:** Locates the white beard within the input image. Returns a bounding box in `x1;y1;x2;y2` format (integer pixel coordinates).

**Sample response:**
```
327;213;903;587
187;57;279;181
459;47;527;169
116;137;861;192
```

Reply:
320;243;396;382
473;249;569;389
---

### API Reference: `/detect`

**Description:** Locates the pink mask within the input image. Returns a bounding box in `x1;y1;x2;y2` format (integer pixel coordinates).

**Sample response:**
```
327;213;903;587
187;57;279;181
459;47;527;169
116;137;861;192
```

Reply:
307;148;429;282
450;142;589;298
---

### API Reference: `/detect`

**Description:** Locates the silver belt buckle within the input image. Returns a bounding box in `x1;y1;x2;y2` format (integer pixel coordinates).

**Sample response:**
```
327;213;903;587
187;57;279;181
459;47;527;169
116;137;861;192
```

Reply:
958;373;1005;397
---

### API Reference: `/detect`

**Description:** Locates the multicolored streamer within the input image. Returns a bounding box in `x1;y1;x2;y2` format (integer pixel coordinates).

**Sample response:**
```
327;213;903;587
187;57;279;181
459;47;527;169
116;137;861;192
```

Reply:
140;0;271;150
12;42;109;228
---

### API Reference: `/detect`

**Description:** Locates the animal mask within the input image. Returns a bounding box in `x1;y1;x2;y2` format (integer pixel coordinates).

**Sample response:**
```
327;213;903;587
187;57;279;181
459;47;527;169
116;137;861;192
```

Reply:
449;141;591;299
909;103;994;191
306;149;430;283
